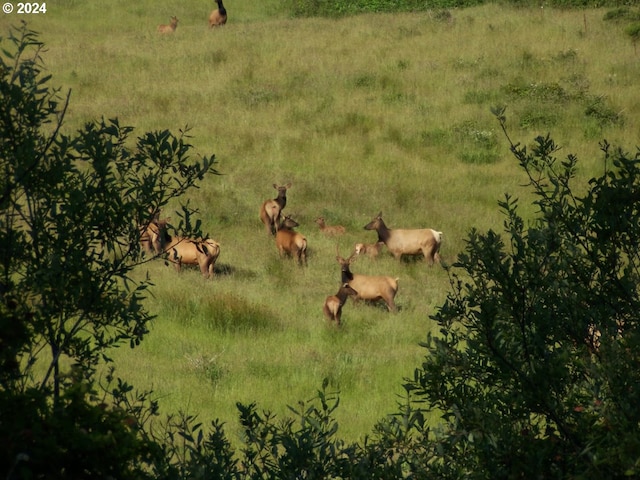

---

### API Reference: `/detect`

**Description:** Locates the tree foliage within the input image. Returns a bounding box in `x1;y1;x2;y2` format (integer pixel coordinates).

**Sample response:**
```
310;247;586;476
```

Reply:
405;107;640;478
0;22;218;478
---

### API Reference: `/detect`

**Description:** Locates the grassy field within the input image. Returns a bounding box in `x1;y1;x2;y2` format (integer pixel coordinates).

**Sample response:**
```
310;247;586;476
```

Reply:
2;1;639;444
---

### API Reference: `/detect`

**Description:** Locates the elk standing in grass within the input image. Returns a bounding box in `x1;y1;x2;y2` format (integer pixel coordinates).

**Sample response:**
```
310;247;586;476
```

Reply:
158;16;178;34
336;249;398;312
152;219;220;279
353;241;385;259
315;217;346;236
209;0;227;27
323;283;358;326
275;215;307;266
364;212;442;265
260;183;291;235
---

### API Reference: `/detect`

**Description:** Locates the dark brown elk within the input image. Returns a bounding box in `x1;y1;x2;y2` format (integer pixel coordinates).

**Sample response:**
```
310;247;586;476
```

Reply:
315;217;346;236
364;212;442;265
275;215;307;266
353;241;385;259
323;283;358;326
336;250;398;312
158;16;178;34
152;220;220;279
209;0;227;27
260;183;291;235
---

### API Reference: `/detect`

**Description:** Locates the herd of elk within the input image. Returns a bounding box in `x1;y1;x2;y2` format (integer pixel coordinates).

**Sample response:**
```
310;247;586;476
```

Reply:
140;183;443;326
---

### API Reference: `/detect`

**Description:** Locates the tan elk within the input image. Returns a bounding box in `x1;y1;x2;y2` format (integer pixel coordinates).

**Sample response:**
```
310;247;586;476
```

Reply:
336;249;398;312
158;16;178;34
364;212;442;265
260;183;291;235
209;0;227;27
152;219;220;279
323;283;358;326
275;215;307;265
315;217;346;236
353;241;385;259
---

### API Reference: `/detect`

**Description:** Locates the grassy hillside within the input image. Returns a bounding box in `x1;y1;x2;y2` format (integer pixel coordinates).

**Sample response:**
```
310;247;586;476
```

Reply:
2;1;639;443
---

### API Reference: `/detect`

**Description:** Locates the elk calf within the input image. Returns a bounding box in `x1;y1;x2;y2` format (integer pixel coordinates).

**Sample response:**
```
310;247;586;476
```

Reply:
336;251;398;312
260;183;291;235
364;212;442;265
323;283;358;326
315;217;346;236
158;16;178;34
353;241;385;259
275;216;307;266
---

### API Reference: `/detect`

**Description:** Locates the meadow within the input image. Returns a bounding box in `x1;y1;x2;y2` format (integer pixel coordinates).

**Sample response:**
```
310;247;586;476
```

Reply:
2;1;639;444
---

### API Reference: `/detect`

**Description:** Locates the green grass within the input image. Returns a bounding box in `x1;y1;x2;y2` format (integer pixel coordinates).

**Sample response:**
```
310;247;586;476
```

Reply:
3;1;640;444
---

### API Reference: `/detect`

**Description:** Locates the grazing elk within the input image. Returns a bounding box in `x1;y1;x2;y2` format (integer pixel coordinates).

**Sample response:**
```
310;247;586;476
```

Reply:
364;212;442;265
209;0;227;27
260;183;291;235
275;215;307;266
336;250;398;312
323;283;358;326
353;241;385;259
315;217;346;236
158;16;178;34
152;219;220;279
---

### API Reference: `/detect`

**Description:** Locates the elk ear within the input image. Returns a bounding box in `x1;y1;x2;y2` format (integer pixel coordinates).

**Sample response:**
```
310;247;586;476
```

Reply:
273;183;278;189
285;182;292;188
377;211;382;218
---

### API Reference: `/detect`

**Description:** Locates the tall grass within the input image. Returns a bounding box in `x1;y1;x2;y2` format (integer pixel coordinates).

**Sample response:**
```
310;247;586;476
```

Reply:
2;1;639;444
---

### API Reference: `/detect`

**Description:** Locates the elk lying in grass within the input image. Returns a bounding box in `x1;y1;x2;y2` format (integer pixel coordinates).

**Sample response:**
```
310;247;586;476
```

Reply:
209;0;227;27
260;183;291;235
364;212;442;265
315;217;346;236
275;215;307;265
158;16;178;34
152;220;220;279
323;283;358;326
353;241;385;259
336;250;398;312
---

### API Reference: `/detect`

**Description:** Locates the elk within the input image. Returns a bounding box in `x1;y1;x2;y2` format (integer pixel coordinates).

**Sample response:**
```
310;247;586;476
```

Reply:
353;241;385;259
336;250;398;312
139;209;165;255
152;219;220;279
158;16;178;34
323;283;358;326
315;217;346;236
259;183;291;235
209;0;227;27
275;215;307;265
364;212;442;265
